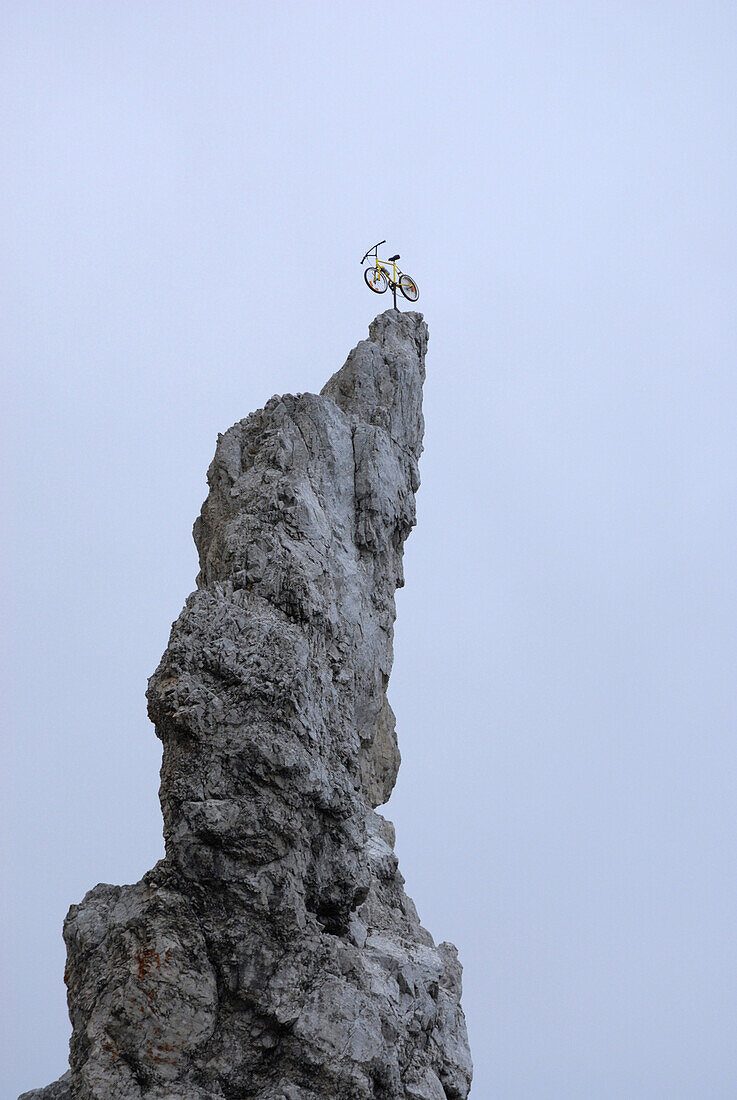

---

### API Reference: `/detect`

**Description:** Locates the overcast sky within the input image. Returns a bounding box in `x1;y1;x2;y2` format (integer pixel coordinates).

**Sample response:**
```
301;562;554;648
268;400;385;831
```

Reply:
2;3;737;1097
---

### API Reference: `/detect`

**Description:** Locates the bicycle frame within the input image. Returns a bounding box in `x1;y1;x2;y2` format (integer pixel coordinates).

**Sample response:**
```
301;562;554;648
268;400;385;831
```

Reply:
374;259;400;284
364;249;403;287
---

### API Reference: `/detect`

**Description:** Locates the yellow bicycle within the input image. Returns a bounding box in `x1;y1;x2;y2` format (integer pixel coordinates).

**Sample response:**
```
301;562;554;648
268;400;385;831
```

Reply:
361;240;419;302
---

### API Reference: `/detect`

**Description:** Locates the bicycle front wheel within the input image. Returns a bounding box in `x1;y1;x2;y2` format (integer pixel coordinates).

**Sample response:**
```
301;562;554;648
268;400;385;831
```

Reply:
399;274;419;301
364;266;389;294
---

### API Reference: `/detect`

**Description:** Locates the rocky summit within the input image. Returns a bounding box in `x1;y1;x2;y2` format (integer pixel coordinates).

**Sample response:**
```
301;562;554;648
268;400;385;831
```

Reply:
22;310;473;1100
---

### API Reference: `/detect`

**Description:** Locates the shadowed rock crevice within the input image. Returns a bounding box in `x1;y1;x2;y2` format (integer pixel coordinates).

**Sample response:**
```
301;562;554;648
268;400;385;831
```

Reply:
21;310;472;1100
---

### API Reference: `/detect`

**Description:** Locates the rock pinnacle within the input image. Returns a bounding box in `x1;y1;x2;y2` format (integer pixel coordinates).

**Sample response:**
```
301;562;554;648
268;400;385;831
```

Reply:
22;310;473;1100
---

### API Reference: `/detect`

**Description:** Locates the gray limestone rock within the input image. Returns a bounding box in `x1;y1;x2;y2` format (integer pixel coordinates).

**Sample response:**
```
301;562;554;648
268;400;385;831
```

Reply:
19;1072;73;1100
24;310;472;1100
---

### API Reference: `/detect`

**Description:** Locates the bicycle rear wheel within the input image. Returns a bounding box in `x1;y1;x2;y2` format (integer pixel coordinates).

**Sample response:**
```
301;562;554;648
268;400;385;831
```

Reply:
364;266;389;294
399;274;419;301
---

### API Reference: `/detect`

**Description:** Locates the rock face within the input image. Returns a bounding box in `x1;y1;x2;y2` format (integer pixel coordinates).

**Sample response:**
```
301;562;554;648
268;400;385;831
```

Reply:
22;310;472;1100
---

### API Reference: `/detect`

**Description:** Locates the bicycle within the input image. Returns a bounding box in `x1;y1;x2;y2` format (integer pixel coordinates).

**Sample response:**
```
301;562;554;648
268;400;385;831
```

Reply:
360;240;419;302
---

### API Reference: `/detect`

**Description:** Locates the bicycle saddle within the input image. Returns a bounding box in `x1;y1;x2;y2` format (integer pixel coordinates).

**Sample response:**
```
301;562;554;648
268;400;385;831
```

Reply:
388;253;400;261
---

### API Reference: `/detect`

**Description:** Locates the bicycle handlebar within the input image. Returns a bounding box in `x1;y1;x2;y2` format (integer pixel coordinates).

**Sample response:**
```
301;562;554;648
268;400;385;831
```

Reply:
361;240;386;264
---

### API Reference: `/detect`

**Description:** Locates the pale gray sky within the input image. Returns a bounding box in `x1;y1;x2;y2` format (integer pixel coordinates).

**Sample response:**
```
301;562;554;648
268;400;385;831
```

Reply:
2;3;737;1096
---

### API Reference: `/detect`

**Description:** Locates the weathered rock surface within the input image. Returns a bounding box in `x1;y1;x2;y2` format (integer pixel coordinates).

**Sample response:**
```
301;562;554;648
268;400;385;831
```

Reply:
22;310;472;1100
